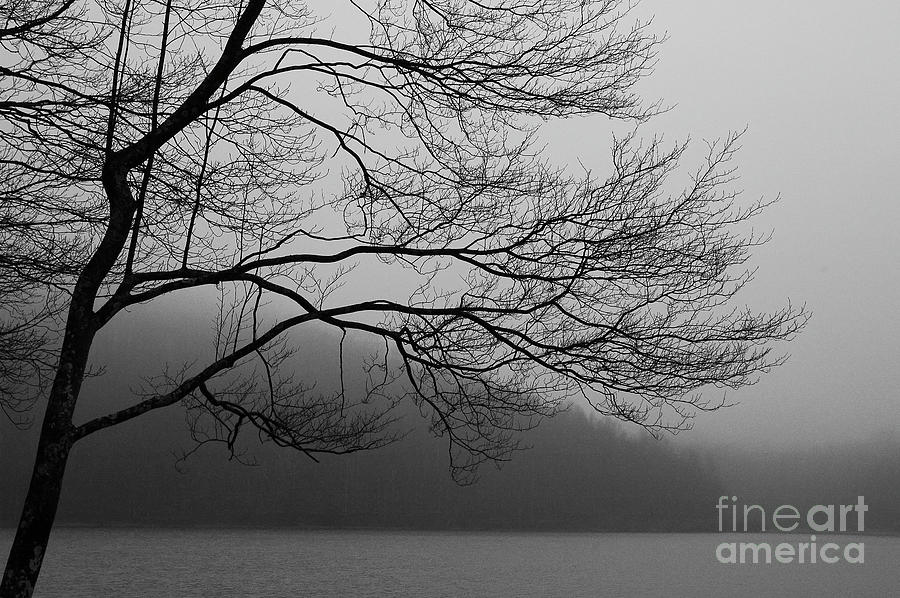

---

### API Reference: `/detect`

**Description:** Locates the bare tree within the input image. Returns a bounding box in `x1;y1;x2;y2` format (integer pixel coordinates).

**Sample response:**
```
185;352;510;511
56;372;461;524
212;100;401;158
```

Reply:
1;1;806;596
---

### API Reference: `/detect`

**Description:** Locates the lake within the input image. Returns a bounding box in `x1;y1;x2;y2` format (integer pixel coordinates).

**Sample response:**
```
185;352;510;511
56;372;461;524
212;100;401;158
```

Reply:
1;529;898;596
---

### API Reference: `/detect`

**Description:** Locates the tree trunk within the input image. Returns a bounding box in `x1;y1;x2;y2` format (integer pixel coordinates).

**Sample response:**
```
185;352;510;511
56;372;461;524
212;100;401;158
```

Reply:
0;426;73;598
1;295;102;598
1;165;132;597
0;311;95;598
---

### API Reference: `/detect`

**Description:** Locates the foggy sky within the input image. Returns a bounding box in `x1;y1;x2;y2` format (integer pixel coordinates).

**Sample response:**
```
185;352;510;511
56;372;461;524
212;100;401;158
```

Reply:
77;0;900;450
304;0;900;448
66;0;900;447
607;1;900;447
5;2;898;462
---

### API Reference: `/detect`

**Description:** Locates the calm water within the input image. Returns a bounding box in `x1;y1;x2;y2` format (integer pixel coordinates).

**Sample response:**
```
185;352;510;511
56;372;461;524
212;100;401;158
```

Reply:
2;529;898;597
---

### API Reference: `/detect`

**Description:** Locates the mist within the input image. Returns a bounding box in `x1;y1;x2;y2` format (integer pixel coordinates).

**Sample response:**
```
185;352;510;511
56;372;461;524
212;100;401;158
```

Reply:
5;251;899;532
5;393;899;532
3;308;899;532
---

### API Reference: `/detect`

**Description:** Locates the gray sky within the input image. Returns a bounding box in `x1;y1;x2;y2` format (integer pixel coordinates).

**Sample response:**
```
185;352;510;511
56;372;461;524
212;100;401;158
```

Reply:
621;0;900;446
78;1;900;450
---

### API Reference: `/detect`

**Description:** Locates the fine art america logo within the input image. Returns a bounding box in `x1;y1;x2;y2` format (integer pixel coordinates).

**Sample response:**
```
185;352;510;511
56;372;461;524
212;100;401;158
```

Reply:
715;496;867;565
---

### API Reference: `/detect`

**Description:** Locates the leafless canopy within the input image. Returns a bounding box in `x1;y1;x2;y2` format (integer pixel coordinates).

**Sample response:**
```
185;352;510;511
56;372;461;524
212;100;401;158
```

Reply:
0;0;806;479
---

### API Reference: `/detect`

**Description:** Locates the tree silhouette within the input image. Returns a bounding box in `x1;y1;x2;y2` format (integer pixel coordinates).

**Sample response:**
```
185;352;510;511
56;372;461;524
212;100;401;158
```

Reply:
1;1;806;595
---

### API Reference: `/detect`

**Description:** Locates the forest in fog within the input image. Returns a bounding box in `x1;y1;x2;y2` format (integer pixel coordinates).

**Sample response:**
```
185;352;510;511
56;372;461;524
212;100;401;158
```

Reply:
1;406;718;531
2;298;896;533
3;402;898;532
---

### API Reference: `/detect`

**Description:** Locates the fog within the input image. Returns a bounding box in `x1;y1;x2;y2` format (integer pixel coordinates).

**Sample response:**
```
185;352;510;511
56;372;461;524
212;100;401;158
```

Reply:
3;317;899;532
3;0;899;532
540;0;900;447
4;392;899;532
632;0;900;446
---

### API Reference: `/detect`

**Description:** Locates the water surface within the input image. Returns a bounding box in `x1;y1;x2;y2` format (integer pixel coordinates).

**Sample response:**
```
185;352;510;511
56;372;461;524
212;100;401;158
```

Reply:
2;528;897;597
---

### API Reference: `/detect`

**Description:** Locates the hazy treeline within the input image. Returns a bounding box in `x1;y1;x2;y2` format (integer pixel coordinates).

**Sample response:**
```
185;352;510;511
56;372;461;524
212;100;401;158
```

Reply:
1;405;721;531
710;440;900;533
4;393;899;532
3;313;898;534
2;317;728;532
